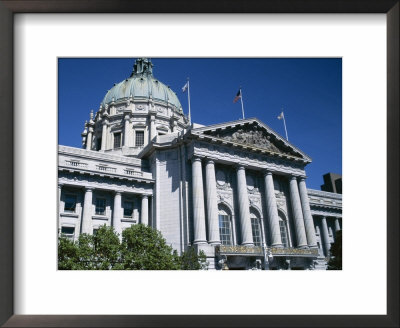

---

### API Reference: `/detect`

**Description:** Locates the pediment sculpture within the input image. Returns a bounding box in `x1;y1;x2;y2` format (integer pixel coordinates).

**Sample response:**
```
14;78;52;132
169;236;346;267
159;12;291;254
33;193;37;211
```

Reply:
212;127;283;153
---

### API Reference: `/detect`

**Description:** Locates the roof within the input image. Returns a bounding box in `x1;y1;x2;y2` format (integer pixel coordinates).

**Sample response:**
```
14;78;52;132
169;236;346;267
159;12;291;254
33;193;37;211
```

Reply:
100;58;182;110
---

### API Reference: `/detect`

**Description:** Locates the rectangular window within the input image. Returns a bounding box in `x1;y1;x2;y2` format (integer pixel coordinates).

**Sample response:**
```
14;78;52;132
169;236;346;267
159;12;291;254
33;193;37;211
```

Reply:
279;220;289;247
96;137;102;151
95;198;106;215
61;226;75;239
93;228;99;236
113;132;121;148
123;201;134;218
64;194;77;212
251;218;262;246
218;214;232;245
135;131;144;147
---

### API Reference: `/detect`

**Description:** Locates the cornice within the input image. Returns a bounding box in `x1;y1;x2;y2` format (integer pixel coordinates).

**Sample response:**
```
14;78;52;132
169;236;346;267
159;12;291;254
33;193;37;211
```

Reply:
189;117;312;163
307;188;342;200
59;145;142;167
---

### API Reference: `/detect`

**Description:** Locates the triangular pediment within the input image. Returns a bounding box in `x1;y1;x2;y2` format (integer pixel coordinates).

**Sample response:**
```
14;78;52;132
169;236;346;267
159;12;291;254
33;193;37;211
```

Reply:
190;118;311;162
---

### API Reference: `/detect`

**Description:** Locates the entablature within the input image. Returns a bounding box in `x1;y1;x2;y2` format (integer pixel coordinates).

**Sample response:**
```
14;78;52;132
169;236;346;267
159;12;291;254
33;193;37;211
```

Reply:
188;118;312;164
310;208;342;218
59;145;153;183
58;172;153;196
188;141;306;177
307;188;342;209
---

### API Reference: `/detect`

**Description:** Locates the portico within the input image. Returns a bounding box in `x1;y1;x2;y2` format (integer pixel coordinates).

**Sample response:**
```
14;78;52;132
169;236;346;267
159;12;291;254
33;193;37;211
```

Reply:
185;118;326;269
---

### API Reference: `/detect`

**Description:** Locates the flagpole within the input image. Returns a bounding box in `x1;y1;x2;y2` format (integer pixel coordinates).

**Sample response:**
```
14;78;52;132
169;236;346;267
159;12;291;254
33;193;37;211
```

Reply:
240;88;245;119
187;78;191;126
282;111;289;141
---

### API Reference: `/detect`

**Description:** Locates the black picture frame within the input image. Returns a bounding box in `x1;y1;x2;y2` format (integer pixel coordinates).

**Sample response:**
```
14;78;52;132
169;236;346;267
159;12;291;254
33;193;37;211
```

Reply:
0;1;398;327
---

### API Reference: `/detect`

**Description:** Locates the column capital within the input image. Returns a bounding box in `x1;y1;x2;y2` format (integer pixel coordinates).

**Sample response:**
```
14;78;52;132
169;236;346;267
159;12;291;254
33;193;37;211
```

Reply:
236;164;245;171
205;158;215;165
102;120;109;126
114;190;122;196
263;170;273;177
141;194;148;199
85;187;94;192
58;183;64;188
298;175;308;182
191;156;202;163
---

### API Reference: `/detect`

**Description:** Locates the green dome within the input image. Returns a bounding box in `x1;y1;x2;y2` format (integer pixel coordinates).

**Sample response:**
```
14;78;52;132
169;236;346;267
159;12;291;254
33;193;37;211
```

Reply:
101;58;182;110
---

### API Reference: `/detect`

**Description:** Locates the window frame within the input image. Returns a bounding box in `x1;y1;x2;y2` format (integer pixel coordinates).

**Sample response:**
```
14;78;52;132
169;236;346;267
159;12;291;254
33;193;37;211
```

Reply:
96;136;102;151
60;225;75;240
123;200;134;218
279;219;289;248
63;193;77;213
95;197;106;216
251;216;263;246
218;213;233;246
135;130;145;147
113;132;122;149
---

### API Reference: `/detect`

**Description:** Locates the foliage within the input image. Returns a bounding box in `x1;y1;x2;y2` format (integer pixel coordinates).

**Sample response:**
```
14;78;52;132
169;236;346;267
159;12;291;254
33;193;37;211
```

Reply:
180;247;208;270
58;224;208;270
327;230;342;270
58;234;80;270
120;224;180;270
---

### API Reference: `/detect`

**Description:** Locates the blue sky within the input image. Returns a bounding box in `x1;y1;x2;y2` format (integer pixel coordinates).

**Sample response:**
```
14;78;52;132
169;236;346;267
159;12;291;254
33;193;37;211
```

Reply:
58;58;342;190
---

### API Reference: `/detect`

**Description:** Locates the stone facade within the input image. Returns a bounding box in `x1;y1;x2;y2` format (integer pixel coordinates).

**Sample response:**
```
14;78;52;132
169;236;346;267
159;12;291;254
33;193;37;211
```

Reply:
58;58;342;270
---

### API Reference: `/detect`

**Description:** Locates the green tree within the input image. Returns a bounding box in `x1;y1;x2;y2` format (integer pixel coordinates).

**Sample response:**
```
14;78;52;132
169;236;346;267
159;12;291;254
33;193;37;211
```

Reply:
58;234;80;270
180;247;208;270
92;225;122;270
58;225;122;270
327;230;342;270
58;224;208;270
121;224;180;270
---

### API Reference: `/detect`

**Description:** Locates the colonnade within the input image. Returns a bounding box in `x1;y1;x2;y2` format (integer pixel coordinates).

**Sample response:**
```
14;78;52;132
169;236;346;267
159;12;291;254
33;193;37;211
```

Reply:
191;156;318;249
318;215;341;257
59;185;150;236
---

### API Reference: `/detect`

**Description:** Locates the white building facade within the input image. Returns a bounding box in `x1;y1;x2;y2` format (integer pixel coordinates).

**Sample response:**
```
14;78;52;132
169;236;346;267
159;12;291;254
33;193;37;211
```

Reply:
58;58;342;270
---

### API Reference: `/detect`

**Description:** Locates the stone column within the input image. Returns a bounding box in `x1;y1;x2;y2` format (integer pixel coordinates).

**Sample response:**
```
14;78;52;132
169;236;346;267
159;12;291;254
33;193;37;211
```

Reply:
81;187;93;234
236;166;253;245
263;171;283;247
58;184;63;203
86;127;93;150
141;195;149;226
205;159;220;245
123;115;130;147
113;191;122;236
298;177;318;248
321;216;331;256
288;176;308;248
334;217;341;232
58;184;63;215
149;113;156;142
101;121;108;151
191;157;207;244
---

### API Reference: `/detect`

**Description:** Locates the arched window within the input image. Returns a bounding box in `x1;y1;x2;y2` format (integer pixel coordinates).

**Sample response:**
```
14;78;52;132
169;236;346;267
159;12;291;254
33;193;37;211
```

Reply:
278;211;289;247
250;208;262;246
218;204;233;245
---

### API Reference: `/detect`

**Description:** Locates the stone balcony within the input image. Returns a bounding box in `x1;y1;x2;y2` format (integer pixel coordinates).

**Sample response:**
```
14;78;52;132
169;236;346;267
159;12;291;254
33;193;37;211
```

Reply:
307;188;342;207
58;145;153;182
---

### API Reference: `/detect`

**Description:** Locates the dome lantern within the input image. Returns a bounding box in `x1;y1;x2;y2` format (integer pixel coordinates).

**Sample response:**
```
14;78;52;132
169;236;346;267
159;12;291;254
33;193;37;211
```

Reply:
131;58;153;77
100;58;182;111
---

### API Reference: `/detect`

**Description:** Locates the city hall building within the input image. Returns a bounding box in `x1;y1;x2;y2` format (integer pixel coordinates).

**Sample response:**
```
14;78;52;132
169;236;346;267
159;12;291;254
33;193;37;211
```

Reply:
58;58;342;270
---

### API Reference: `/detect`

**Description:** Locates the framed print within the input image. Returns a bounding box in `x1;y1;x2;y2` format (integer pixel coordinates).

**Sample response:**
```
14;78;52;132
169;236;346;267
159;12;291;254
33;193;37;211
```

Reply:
0;1;398;327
